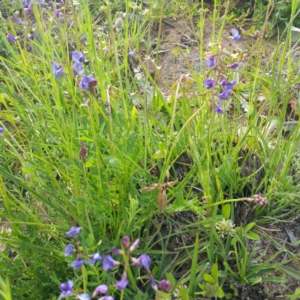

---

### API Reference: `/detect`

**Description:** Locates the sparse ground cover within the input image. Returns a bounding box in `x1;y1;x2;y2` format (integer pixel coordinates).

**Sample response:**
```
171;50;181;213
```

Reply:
1;0;300;299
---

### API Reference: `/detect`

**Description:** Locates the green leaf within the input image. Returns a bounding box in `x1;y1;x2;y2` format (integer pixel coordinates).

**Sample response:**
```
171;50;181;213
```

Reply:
211;263;218;282
78;136;94;142
222;204;231;219
223;262;239;280
165;273;176;288
85;157;96;168
217;286;225;298
189;234;199;295
287;288;300;300
156;291;171;300
245;232;260;240
179;287;189;300
248;277;262;285
245;222;256;233
131;106;136;125
203;273;216;284
86;233;95;248
261;276;287;283
278;265;300;280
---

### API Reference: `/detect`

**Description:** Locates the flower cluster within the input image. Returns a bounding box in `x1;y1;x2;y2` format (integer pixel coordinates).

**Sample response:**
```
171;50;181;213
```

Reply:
60;280;113;300
203;28;241;114
246;194;268;207
61;227;171;299
215;218;236;238
51;50;97;91
6;6;95;90
6;0;67;42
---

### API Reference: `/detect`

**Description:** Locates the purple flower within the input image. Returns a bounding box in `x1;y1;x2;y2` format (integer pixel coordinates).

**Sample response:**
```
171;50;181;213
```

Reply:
55;10;63;18
6;34;17;42
59;280;74;298
219;76;227;86
72;51;85;63
64;244;75;256
50;61;64;78
80;141;87;161
71;258;87;269
114;274;128;290
92;284;108;297
22;0;30;8
253;194;268;206
231;28;241;41
219;87;232;100
122;236;130;248
129;238;140;252
33;0;45;5
204;78;215;89
225;81;236;89
79;75;97;90
12;17;23;25
158;280;172;292
66;226;82;237
89;252;102;266
24;3;33;15
215;102;223;114
78;294;91;300
129;51;136;57
103;255;120;270
228;62;239;69
111;247;123;255
150;276;158;292
101;297;114;300
132;254;151;270
0;128;4;134
206;56;216;68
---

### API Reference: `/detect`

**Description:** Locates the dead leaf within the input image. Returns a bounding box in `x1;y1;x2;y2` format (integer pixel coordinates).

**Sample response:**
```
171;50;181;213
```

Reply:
139;181;178;208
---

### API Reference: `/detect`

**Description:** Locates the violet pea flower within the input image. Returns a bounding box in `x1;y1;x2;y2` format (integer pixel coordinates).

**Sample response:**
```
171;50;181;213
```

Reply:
72;51;85;63
103;254;120;270
59;280;74;298
228;62;239;69
50;61;64;78
206;56;216;68
114;274;128;290
79;75;97;90
215;102;224;114
66;226;82;237
204;78;215;89
219;87;232;100
71;259;87;269
231;28;241;41
6;34;17;42
89;252;102;266
92;284;108;297
64;244;75;256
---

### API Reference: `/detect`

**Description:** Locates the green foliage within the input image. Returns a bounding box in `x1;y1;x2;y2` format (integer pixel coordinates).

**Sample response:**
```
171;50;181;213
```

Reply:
0;0;300;298
268;0;300;28
252;0;300;33
198;263;225;298
287;288;300;300
0;276;12;300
